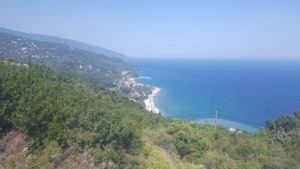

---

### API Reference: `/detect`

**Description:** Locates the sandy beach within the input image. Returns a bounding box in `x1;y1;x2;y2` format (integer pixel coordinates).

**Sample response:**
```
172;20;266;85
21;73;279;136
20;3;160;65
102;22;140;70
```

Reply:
120;72;161;113
144;87;161;113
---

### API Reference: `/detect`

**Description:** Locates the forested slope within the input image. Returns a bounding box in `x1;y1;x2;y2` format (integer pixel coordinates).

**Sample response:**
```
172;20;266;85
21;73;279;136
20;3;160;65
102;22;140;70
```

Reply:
0;27;128;60
0;61;300;169
0;32;134;88
0;61;148;168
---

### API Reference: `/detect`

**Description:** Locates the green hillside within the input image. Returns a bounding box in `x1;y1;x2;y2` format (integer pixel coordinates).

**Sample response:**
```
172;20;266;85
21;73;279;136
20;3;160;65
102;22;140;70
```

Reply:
0;61;299;169
0;27;128;60
0;32;134;88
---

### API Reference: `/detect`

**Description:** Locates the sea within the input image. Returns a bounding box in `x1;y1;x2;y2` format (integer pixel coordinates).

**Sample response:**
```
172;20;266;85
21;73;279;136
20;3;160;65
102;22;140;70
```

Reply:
129;58;300;132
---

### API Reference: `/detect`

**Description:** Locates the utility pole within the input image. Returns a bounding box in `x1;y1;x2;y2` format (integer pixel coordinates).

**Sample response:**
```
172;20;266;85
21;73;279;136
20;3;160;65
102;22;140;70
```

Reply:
214;110;218;133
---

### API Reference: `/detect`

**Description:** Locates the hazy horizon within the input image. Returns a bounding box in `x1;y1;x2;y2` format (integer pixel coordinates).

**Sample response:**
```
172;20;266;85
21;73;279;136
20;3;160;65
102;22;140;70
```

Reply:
1;0;300;59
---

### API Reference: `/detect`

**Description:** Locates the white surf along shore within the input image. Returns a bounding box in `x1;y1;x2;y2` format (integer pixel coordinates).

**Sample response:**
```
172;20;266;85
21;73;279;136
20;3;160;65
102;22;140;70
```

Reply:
118;72;161;113
144;87;161;114
120;72;252;132
133;76;161;113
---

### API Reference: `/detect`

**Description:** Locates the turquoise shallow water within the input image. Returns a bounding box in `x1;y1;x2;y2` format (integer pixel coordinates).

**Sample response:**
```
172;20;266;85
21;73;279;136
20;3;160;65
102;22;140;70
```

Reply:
129;58;300;132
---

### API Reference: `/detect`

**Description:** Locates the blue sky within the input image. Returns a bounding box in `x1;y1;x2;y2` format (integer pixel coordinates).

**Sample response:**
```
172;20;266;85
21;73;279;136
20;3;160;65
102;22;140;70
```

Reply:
0;0;299;59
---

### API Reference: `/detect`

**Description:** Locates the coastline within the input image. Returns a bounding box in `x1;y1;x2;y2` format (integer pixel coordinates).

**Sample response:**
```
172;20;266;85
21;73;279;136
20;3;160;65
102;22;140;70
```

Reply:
144;87;161;113
121;72;255;132
121;72;256;132
119;71;161;114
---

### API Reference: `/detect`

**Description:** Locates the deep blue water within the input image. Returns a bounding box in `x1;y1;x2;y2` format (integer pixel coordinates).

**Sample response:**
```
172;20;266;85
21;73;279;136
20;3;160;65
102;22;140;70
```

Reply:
129;58;300;132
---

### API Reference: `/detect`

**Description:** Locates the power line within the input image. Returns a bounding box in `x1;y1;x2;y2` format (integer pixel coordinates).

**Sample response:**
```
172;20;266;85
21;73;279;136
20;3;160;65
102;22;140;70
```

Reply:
214;110;218;133
166;111;264;128
167;113;212;118
218;114;263;127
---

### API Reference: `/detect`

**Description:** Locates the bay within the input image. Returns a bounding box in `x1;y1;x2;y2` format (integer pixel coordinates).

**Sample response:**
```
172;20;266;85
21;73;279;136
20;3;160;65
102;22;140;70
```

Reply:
129;58;300;132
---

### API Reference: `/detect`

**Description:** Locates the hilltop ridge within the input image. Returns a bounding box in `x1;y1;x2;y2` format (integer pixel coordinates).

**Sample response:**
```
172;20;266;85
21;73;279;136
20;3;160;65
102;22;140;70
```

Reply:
0;27;127;60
